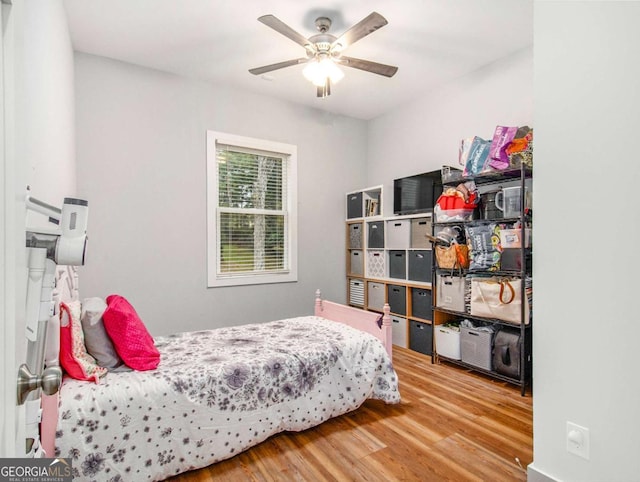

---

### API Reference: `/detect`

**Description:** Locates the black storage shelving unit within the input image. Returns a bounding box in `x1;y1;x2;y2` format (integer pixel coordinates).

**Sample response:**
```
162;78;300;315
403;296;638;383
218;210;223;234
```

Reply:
432;164;532;395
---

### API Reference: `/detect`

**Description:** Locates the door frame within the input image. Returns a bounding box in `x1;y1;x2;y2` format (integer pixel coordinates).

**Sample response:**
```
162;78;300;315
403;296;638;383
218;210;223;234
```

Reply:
1;0;25;458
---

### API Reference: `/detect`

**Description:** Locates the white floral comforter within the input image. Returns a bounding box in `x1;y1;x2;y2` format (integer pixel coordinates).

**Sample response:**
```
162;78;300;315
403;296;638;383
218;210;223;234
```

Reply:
55;316;400;481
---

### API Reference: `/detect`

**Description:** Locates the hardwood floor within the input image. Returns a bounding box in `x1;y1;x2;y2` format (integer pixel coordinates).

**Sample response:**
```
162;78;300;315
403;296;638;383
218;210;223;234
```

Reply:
169;346;532;481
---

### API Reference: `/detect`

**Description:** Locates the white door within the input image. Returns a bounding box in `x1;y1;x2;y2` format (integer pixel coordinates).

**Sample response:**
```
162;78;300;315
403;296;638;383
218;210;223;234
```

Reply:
1;0;28;458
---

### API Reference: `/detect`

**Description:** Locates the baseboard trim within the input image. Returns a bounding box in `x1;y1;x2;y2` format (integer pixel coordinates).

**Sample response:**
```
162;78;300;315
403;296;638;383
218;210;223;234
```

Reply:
527;463;559;482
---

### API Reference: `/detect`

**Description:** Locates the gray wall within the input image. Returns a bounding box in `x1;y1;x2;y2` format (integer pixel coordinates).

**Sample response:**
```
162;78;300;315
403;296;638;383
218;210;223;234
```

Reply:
367;47;533;215
20;0;76;224
530;2;640;481
74;53;368;335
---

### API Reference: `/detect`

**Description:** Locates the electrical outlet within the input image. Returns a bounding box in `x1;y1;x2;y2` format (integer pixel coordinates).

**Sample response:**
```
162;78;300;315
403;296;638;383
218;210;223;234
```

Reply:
566;422;590;460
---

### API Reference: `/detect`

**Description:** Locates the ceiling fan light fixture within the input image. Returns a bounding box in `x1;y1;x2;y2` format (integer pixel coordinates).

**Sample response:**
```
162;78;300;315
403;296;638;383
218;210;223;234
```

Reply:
303;58;344;87
251;13;397;98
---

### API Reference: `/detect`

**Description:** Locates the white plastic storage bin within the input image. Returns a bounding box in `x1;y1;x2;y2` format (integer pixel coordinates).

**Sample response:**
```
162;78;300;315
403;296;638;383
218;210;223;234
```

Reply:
366;250;386;279
349;250;364;276
386;219;411;249
435;325;461;360
435;274;465;312
460;327;494;370
391;316;408;348
411;217;432;249
367;281;385;311
495;186;531;218
348;279;365;307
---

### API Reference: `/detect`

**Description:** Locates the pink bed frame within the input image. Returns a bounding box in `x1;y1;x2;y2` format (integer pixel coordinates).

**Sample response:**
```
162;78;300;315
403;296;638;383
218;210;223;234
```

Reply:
314;289;393;361
41;287;393;458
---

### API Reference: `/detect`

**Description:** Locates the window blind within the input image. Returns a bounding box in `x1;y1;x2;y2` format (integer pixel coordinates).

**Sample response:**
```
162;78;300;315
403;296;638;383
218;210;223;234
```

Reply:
216;144;289;276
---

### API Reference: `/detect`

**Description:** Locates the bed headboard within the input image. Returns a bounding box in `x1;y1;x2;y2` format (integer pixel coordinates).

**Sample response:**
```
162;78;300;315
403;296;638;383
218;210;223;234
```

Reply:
314;289;393;360
44;266;78;366
41;265;79;457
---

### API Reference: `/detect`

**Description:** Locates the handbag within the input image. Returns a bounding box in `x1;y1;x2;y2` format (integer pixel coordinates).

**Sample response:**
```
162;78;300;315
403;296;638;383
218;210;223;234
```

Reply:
435;243;469;270
470;277;530;324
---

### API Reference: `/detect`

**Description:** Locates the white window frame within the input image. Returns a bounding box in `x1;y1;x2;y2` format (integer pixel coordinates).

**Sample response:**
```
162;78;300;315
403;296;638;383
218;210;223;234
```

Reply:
206;131;298;287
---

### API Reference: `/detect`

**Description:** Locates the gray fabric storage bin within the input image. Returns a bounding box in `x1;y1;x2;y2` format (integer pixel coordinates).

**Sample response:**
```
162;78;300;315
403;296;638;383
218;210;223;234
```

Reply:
347;192;363;219
348;279;365;307
435;274;465;312
411;217;432;248
349;250;364;276
391;316;408;348
386;219;411;249
388;250;407;279
409;320;433;356
387;284;406;315
411;288;432;320
461;327;494;370
493;328;521;378
408;250;432;282
367;281;385;311
367;221;384;248
348;223;363;249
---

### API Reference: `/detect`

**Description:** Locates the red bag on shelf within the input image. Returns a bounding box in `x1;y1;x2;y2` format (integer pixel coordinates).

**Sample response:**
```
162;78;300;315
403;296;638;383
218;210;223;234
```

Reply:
434;182;478;222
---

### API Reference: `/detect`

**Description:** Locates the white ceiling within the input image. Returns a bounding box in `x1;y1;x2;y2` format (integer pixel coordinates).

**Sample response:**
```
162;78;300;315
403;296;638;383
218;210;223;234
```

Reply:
63;0;533;120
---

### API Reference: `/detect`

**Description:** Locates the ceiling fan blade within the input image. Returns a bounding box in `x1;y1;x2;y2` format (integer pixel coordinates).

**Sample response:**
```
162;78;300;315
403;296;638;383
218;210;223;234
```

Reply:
331;12;388;51
339;56;398;77
258;15;312;49
249;58;308;76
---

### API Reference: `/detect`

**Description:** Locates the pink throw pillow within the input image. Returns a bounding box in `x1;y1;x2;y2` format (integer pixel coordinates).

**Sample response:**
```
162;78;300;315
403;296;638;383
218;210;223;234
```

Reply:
59;301;107;383
102;295;160;371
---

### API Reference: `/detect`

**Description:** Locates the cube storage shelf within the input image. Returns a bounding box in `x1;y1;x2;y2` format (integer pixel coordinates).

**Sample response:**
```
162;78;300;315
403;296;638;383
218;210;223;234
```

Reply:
346;185;438;353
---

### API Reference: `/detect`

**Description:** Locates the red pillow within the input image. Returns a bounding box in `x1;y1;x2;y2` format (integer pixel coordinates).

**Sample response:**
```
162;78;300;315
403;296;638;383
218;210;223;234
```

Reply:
59;301;107;383
102;295;160;371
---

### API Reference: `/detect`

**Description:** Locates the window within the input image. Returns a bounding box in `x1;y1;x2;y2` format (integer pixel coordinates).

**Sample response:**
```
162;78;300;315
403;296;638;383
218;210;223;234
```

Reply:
206;131;297;287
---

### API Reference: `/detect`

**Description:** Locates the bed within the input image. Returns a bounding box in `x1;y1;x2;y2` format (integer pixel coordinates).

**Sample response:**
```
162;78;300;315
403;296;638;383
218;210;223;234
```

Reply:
44;282;400;482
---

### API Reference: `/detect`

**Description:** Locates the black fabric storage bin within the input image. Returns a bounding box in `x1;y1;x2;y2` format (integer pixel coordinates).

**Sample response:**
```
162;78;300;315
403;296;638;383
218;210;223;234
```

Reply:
411;288;432;320
493;328;522;378
387;284;406;315
409;320;433;356
388;250;406;279
347;192;363;219
408;250;432;282
367;221;384;248
501;248;533;272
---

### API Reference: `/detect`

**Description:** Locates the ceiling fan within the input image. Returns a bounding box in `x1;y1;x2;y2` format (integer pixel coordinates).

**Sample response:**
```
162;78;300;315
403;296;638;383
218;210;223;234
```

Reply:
249;12;398;98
